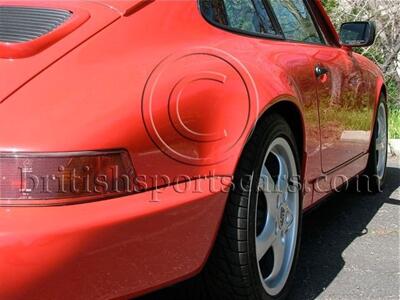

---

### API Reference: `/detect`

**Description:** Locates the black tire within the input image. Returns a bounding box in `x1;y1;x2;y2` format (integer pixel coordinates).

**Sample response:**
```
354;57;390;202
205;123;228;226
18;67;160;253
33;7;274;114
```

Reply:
200;114;303;300
362;96;388;193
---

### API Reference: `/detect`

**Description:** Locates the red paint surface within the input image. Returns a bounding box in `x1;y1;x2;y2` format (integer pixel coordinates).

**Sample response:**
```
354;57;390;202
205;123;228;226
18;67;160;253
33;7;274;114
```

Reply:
0;0;384;298
0;179;229;299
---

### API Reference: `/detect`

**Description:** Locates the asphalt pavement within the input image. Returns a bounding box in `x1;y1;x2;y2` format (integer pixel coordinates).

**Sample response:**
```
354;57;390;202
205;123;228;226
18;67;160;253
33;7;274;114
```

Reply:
140;156;400;300
288;156;400;299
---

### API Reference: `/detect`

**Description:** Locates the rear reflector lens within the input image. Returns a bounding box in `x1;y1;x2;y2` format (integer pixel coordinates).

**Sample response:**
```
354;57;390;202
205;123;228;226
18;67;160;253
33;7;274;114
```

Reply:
0;150;135;206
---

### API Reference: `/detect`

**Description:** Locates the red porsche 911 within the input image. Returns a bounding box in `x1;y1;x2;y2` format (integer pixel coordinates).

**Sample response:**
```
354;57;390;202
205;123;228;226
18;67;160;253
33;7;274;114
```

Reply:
0;0;388;299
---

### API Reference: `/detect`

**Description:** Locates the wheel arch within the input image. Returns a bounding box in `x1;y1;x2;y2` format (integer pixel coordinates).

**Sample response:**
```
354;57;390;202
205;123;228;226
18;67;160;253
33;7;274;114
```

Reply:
241;99;306;172
380;84;387;99
263;101;305;157
368;81;388;152
376;77;387;105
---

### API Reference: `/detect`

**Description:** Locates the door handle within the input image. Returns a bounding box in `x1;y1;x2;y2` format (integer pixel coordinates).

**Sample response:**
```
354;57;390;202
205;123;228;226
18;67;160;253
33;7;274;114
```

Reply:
315;65;329;78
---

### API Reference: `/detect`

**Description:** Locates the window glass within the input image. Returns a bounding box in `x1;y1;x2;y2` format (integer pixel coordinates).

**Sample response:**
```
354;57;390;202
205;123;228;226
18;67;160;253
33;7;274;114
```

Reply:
268;0;323;43
200;0;228;26
200;0;277;36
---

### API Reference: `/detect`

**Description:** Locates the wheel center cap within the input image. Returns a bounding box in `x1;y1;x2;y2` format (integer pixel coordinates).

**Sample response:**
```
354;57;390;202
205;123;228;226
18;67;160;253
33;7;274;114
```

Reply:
279;206;286;229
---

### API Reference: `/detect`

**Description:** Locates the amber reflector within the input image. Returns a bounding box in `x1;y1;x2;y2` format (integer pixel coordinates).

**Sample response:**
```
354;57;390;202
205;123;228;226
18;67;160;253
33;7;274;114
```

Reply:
0;150;135;206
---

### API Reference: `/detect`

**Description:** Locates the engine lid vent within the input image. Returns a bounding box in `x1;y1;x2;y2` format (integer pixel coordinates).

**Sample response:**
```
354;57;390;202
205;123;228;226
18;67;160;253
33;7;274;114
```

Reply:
0;6;72;43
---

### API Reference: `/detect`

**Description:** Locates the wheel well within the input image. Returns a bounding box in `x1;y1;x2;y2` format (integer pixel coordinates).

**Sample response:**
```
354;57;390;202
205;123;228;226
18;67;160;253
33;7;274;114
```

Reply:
380;84;387;101
256;101;305;161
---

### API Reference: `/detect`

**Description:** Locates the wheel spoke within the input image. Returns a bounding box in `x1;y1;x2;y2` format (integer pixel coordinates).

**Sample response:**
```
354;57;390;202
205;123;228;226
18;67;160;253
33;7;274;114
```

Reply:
379;116;386;138
268;237;286;280
256;217;276;261
377;142;385;152
376;135;385;151
277;155;289;196
259;165;276;194
259;165;279;218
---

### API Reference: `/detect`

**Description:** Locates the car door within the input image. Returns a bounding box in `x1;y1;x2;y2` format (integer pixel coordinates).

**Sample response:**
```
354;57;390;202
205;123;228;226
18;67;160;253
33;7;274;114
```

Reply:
269;0;373;173
306;0;373;172
311;46;370;172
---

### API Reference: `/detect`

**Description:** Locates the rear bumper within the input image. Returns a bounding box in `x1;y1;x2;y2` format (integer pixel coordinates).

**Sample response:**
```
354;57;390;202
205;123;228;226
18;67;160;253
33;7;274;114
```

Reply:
0;178;229;300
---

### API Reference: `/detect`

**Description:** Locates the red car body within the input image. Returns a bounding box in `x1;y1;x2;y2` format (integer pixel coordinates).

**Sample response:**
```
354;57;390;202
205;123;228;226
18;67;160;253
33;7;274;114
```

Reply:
0;0;385;299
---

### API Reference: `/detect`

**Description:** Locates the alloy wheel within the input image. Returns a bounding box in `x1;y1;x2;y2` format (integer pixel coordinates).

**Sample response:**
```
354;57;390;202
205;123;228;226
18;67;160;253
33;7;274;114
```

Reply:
375;103;388;180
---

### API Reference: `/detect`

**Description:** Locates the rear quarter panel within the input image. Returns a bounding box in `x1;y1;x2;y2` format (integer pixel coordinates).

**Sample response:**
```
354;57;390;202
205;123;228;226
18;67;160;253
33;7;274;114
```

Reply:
0;0;320;201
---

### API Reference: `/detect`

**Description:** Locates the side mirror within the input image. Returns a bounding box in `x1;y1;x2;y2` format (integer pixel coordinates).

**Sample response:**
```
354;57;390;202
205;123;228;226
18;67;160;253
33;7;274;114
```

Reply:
339;21;376;47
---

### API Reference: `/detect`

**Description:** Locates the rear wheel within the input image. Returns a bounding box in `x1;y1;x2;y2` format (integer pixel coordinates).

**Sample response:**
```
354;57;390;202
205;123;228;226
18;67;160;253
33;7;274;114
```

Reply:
202;114;302;300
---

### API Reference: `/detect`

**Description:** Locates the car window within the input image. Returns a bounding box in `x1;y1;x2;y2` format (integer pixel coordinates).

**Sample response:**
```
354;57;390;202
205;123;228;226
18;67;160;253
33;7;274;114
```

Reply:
268;0;323;44
200;0;277;36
